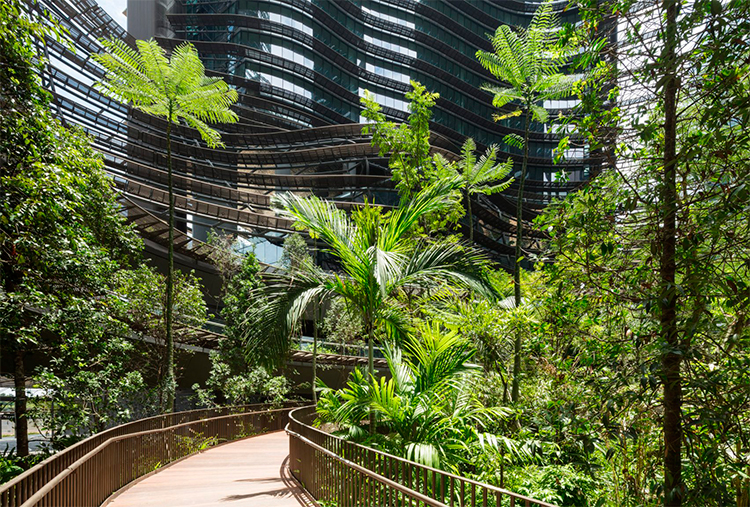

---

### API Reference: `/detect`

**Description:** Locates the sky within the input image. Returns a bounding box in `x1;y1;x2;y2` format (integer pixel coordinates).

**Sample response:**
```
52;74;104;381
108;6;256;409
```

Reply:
98;0;128;29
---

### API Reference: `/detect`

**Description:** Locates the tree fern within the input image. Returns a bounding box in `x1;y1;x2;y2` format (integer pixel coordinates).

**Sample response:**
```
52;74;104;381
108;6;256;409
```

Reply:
454;138;514;241
92;39;238;412
476;0;579;403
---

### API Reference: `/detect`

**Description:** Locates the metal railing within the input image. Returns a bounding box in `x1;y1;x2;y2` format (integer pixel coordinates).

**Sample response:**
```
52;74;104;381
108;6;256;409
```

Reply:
0;402;299;507
287;406;558;507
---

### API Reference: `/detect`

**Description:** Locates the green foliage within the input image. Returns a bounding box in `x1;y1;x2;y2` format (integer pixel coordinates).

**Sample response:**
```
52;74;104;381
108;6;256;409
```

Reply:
92;39;238;147
0;451;49;485
281;232;312;271
115;265;208;340
321;298;364;347
0;456;23;484
476;0;579;125
34;336;150;440
1;0;146;456
507;465;597;507
192;362;290;407
361;83;513;237
93;37;238;412
243;177;497;370
361;81;439;199
530;1;750;504
220;253;264;349
193;243;291;406
114;265;207;407
454;138;514;198
476;0;580;404
317;322;513;470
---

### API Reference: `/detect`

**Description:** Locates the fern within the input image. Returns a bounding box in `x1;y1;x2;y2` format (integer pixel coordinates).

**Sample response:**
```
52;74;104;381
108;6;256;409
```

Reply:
475;0;580;403
92;38;238;411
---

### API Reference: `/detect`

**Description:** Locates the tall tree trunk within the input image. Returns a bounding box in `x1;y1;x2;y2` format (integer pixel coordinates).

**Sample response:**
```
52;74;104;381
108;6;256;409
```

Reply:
14;349;28;457
661;1;681;505
312;295;319;404
367;315;375;433
511;108;532;404
165;114;176;413
466;188;473;242
312;237;319;404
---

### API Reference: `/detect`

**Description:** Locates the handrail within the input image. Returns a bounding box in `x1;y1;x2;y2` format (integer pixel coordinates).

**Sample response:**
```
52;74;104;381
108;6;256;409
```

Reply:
287;424;448;507
287;406;559;507
0;402;300;507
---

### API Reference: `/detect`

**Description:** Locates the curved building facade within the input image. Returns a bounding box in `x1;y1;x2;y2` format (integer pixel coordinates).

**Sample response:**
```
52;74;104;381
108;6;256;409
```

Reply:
37;0;589;272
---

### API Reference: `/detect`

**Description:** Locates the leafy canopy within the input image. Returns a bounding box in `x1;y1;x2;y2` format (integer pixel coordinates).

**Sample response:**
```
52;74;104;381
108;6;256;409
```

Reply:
242;177;498;367
361;81;441;199
92;39;238;145
476;0;579;124
455;138;514;197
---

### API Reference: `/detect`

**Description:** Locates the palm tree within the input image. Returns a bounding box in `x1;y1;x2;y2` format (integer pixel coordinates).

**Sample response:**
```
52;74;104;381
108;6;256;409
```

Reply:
93;39;238;411
476;0;579;402
244;177;496;384
317;321;516;470
453;138;514;241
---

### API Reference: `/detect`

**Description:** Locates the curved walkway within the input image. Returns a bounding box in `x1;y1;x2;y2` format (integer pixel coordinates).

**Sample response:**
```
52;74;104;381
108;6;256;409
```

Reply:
105;431;316;507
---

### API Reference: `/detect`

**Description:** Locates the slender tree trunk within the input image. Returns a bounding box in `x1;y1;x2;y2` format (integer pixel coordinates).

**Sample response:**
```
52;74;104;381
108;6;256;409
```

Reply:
661;1;681;505
312;237;319;404
165;113;176;413
312;295;319;404
511;108;532;404
367;316;375;433
466;188;473;242
14;349;28;457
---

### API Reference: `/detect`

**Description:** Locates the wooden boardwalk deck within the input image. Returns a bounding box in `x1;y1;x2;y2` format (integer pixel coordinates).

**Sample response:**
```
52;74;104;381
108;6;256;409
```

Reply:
105;431;316;507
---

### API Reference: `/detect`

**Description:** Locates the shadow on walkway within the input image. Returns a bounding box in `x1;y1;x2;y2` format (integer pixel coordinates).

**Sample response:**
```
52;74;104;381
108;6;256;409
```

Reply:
106;431;317;506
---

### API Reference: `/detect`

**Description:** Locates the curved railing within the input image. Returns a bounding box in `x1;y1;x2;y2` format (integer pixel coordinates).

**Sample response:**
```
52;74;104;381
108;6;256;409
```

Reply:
287;406;558;507
0;402;300;507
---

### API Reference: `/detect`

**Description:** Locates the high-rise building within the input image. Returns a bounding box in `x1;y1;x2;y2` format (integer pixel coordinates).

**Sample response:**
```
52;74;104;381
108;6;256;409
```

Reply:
126;0;588;268
40;0;589;274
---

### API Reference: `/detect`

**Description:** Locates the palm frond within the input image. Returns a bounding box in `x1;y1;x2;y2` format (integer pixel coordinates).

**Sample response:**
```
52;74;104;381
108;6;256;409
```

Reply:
92;38;161;109
525;0;559;76
134;39;170;94
373;247;407;298
470;147;513;190
167;42;203;95
272;192;367;281
476;25;526;87
535;73;581;100
242;269;328;367
94;38;238;145
381;176;460;251
395;241;496;300
460;138;477;180
178;112;223;148
503;133;525;149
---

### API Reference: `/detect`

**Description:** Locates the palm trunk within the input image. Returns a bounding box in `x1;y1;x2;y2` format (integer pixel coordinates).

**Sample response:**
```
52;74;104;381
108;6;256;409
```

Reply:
14;349;28;457
312;238;319;404
165;114;176;413
312;295;319;404
661;1;681;504
367;325;374;379
367;316;375;433
511;108;531;404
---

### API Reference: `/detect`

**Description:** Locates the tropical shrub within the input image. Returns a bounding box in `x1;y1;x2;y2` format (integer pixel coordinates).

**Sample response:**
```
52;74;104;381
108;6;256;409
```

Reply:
317;322;512;470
